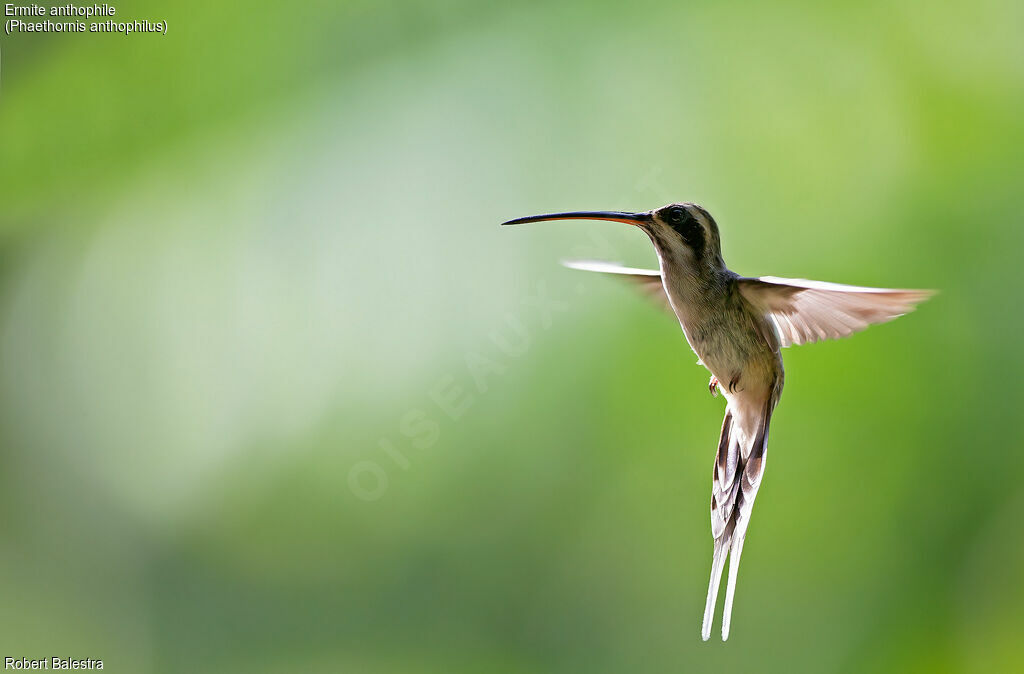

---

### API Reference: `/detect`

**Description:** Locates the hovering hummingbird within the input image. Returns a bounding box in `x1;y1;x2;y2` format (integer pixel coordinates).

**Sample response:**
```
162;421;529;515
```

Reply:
502;202;932;641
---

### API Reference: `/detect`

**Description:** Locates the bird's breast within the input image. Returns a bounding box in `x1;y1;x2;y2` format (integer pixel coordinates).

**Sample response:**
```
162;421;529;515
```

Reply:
664;280;780;394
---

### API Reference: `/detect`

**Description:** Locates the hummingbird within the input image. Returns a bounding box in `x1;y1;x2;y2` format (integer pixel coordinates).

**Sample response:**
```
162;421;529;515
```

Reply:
502;202;932;641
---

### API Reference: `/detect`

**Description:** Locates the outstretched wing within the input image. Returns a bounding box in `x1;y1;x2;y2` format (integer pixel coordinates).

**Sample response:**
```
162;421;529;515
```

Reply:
562;260;671;311
737;277;934;348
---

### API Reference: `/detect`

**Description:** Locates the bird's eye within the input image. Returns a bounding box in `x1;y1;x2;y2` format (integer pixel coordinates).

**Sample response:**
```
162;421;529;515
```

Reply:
668;207;689;224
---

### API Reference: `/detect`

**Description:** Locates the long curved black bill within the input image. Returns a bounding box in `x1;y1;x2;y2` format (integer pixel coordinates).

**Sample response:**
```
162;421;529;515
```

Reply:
501;210;652;227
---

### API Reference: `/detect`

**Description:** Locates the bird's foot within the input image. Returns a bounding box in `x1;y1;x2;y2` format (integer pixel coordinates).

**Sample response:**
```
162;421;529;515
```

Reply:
708;375;719;397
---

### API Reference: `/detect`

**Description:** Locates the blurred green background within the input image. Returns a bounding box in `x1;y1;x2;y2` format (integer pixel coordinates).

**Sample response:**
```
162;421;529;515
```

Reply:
1;0;1022;672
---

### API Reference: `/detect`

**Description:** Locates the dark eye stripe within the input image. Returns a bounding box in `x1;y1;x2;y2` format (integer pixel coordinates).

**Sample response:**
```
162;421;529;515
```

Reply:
682;223;705;257
668;211;705;256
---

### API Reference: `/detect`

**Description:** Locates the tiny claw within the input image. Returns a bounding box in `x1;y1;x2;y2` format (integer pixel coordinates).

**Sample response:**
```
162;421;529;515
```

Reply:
708;376;719;397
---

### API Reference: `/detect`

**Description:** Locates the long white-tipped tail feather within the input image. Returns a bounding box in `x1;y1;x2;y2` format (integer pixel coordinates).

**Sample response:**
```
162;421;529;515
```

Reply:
702;537;730;641
704;385;777;642
721;536;747;640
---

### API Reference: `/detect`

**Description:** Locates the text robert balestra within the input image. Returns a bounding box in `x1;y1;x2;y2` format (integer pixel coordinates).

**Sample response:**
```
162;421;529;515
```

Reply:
4;657;103;670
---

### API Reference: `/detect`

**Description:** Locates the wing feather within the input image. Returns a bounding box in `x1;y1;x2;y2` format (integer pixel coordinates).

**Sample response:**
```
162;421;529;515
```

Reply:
737;276;934;347
561;259;660;277
562;260;671;311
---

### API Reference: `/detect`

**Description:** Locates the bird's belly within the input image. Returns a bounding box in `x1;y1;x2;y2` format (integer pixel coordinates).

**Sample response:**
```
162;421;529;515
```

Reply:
679;317;777;395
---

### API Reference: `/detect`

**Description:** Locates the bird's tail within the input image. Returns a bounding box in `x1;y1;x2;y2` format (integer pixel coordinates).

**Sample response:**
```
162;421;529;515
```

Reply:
701;527;732;640
721;527;749;640
702;392;776;641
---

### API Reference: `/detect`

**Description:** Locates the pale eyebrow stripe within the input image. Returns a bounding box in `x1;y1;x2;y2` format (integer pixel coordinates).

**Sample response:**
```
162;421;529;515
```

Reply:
692;204;711;222
688;204;712;235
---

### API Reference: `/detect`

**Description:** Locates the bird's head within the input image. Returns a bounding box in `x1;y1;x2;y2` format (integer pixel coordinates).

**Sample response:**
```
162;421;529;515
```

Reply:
502;202;725;275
